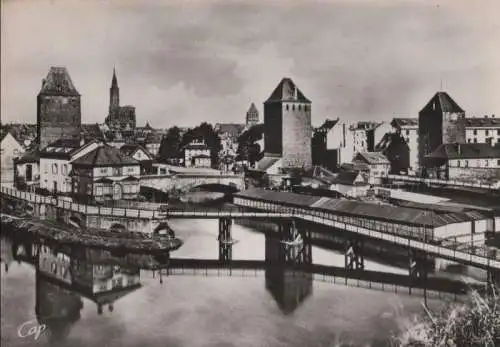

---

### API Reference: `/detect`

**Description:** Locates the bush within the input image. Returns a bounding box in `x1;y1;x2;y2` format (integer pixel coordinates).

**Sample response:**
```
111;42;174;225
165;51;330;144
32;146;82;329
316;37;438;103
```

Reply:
394;286;500;347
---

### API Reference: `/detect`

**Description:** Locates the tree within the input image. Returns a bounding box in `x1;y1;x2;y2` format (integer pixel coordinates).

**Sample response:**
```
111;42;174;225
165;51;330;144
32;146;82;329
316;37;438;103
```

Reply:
158;126;181;161
236;124;264;165
180;122;222;168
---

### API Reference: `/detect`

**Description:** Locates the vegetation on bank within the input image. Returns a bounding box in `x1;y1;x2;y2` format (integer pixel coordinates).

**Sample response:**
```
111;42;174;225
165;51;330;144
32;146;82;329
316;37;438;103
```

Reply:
394;285;500;347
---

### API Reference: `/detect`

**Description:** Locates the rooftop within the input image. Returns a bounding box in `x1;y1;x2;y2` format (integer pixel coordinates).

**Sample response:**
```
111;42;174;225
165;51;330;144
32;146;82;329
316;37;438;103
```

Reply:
315;118;339;133
391;118;418;128
215;123;246;137
39;67;80;96
353;152;390;165
421;91;464;114
40;138;83;159
426;143;500;160
465;117;500;128
265;77;311;104
72;144;139;167
247;102;259;114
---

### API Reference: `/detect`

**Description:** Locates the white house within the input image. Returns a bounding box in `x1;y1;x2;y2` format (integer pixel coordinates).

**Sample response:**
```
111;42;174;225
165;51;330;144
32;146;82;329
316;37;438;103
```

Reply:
1;132;24;186
329;171;370;198
39;138;103;194
465;115;500;146
352;152;391;183
391;118;419;173
183;140;211;168
71;144;141;202
14;150;40;190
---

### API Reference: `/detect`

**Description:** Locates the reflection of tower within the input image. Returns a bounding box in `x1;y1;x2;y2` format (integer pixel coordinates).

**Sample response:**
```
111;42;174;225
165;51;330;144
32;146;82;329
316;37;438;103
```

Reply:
35;270;83;345
264;231;313;314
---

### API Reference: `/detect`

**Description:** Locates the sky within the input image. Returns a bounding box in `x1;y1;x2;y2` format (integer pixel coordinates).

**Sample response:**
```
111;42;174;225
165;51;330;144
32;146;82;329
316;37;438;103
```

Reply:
1;0;499;128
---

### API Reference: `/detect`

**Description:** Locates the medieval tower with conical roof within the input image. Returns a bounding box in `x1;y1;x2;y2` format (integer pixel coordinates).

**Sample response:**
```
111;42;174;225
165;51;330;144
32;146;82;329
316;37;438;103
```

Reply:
246;103;259;127
263;77;312;169
37;67;82;149
418;91;466;170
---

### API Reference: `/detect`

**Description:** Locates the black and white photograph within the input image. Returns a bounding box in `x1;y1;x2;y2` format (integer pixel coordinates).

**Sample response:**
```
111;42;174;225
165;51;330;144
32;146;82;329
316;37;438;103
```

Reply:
1;0;499;346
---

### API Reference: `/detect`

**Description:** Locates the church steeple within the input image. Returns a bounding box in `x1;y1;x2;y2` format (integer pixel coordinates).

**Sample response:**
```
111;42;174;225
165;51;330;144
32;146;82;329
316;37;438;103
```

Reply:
109;68;120;112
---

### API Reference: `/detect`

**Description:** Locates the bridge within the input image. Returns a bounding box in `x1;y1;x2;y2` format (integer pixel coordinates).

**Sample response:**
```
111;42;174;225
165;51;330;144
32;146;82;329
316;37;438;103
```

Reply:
1;186;500;282
381;174;500;191
140;173;245;193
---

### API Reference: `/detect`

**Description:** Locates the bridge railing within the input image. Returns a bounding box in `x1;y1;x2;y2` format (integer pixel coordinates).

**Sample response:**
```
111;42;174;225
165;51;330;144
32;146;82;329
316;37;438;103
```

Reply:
2;185;500;269
384;174;499;190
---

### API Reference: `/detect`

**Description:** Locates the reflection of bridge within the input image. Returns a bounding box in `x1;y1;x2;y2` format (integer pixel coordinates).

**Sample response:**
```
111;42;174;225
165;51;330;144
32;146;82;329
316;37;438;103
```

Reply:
2;186;500;286
381;174;500;191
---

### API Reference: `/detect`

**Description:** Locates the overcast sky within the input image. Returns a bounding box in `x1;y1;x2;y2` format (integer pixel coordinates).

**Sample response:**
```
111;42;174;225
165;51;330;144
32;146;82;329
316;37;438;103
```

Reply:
1;0;499;128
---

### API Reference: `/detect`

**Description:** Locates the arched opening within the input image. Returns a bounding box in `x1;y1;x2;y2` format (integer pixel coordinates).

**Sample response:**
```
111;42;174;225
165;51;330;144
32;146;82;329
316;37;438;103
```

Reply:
109;223;127;233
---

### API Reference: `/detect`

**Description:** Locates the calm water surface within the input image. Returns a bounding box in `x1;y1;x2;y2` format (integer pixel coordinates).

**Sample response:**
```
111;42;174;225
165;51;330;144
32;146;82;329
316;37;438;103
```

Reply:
1;218;447;347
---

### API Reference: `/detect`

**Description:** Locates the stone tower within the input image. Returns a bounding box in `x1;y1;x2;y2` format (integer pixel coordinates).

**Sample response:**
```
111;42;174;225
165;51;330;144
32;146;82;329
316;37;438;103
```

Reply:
246;102;259;127
264;77;312;169
418;91;466;169
109;68;120;112
37;67;81;149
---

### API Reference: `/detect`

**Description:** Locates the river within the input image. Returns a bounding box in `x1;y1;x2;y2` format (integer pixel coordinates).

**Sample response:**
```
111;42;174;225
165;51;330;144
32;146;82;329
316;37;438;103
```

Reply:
1;217;457;347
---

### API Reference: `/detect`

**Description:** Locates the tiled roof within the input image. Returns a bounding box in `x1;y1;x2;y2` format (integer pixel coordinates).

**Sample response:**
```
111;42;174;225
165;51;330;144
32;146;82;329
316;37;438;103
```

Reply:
421;92;464;113
265;77;311;103
119;144;151;158
256;156;281;172
216;123;246;137
465;117;500;128
247;103;259;114
71;145;139;167
330;171;367;185
236;188;322;207
16;149;40;163
353;152;390;165
39;67;80;96
426;143;500;160
315;118;339;132
391;118;418;128
40;138;82;159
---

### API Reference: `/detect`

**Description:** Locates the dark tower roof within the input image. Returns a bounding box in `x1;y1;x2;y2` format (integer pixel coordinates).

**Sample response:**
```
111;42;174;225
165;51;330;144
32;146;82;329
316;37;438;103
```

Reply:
265;77;311;104
421;92;464;113
39;67;80;96
247;102;258;114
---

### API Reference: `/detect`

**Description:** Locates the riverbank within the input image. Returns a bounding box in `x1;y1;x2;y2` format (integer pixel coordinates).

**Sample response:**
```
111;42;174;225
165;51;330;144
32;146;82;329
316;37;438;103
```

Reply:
0;213;183;254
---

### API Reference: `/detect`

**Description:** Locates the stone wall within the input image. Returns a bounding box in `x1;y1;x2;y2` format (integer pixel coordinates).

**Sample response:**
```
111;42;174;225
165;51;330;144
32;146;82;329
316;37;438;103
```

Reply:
282;103;312;168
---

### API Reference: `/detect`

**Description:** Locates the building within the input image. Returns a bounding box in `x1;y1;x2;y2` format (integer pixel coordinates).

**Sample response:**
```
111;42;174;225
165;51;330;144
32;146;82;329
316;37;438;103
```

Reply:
215;123;246;171
39;138;102;194
1;132;25;185
246;102;260;127
183;140;211;168
14;150;40;190
391;118;418;172
143;132;163;157
424;143;500;182
120;143;154;174
375;132;410;174
465;115;500;145
352;152;390;183
105;69;137;132
0;123;37;150
418;92;466;172
71;144;141;202
329;171;370;198
37;67;82;150
262;77;312;169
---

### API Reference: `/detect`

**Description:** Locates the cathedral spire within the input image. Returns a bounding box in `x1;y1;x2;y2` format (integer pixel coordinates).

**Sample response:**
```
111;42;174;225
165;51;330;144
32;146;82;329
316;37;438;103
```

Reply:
109;67;120;111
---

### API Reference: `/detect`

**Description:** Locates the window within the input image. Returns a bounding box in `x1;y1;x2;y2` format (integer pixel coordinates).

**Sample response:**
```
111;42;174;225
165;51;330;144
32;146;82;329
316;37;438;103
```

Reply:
406;130;410;135
457;160;460;167
96;186;103;196
286;104;289;111
292;105;295;111
474;138;477;143
497;160;500;166
298;105;301;111
52;163;58;174
62;164;68;175
473;129;477;135
486;130;489;136
467;139;471;143
100;168;107;174
112;167;121;176
465;160;469;167
497;129;500;135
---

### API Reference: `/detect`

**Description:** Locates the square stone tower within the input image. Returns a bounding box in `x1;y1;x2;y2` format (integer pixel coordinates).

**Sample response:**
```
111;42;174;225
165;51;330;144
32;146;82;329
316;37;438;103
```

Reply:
37;67;81;149
264;77;312;169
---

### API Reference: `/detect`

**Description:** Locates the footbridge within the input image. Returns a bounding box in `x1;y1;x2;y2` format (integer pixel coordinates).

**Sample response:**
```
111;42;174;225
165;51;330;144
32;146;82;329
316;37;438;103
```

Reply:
1;186;500;275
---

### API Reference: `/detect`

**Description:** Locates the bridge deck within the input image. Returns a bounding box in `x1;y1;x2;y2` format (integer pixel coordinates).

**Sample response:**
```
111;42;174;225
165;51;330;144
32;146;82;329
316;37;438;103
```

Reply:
2;186;499;270
383;174;500;191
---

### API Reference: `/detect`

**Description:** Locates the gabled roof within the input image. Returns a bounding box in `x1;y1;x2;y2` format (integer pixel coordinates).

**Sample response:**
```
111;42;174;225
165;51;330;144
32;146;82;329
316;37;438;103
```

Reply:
71;144;139;167
391;118;418;128
353;152;390;165
265;77;311;104
247;102;259;114
39;67;80;96
315;118;339;133
421;92;464;114
215;123;246;137
16;149;40;163
330;171;367;186
120;144;153;159
426;143;500;160
375;132;409;152
465;117;500;128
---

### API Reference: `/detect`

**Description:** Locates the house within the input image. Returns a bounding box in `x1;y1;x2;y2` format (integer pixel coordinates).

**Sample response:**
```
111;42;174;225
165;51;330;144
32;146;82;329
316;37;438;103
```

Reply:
328;171;370;198
70;144;141;202
424;143;500;182
1;132;25;185
391;118;419;172
352;152;391;183
14;150;41;190
216;123;245;171
39;138;103;194
183;140;211;168
143;132;163;157
375;132;410;174
465;115;500;145
120;144;154;174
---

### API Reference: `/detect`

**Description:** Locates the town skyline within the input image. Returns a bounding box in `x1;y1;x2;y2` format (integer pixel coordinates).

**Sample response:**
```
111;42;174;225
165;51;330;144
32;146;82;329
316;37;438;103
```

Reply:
2;0;500;128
